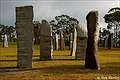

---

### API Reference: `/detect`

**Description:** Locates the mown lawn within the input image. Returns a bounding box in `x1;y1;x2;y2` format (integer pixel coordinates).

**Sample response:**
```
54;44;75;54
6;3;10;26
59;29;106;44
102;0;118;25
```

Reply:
0;42;120;80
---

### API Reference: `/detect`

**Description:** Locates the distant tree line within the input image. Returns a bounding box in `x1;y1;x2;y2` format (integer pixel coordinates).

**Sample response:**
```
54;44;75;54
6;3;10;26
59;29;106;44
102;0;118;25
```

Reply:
99;7;120;49
33;14;79;50
1;7;119;49
0;24;16;47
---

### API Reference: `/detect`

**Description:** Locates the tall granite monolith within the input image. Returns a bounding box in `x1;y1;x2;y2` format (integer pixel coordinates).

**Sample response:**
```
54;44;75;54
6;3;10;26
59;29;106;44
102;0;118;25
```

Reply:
75;25;87;59
59;31;65;50
3;34;8;48
69;33;73;50
16;6;33;68
70;27;77;56
85;11;100;70
40;20;53;60
55;33;59;50
53;33;59;50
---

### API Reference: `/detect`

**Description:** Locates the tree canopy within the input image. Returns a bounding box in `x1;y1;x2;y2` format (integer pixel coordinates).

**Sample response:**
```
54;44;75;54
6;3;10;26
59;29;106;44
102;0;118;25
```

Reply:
103;7;120;48
50;14;79;35
104;7;120;23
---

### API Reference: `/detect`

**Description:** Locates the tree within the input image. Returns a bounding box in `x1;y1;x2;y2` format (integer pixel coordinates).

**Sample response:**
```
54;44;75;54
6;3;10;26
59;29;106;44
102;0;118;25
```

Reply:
50;14;79;35
0;24;3;41
104;7;120;48
0;24;16;47
50;14;79;50
7;26;15;42
0;25;8;47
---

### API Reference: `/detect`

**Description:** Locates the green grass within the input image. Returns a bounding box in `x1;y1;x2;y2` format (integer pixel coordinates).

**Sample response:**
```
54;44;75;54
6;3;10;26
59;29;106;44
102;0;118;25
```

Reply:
0;42;120;80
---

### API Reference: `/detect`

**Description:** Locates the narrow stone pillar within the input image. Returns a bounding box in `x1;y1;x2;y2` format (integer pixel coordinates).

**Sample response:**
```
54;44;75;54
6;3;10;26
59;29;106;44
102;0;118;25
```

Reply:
85;11;100;70
16;6;33;68
3;34;8;47
53;35;56;50
69;33;73;50
55;33;59;50
53;33;59;50
70;27;77;56
107;33;113;49
59;31;65;50
75;25;87;59
40;20;53;60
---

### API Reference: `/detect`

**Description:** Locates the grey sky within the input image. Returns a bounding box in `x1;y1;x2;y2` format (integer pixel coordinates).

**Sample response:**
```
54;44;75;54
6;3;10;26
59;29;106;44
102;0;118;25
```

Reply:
0;0;119;30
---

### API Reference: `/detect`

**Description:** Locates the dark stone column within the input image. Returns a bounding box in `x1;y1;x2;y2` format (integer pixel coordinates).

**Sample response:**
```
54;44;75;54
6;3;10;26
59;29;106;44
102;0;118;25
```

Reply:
85;11;100;70
16;6;33;68
40;20;53;60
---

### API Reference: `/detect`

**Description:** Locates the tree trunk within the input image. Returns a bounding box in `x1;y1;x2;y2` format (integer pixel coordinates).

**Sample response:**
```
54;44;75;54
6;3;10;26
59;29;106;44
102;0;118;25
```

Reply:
85;11;100;70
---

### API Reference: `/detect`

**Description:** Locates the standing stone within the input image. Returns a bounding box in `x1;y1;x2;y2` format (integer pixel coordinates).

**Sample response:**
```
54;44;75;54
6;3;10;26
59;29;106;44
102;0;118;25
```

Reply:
69;33;73;50
75;25;87;59
107;33;113;49
55;33;59;50
16;6;33;68
53;35;56;50
40;20;53;60
85;11;100;70
104;35;109;48
53;33;59;50
70;27;77;56
59;31;65;50
103;33;113;49
3;34;8;47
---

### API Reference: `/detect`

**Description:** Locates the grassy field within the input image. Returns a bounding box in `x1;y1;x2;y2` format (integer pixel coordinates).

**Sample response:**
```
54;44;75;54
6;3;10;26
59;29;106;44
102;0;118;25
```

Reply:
0;42;120;80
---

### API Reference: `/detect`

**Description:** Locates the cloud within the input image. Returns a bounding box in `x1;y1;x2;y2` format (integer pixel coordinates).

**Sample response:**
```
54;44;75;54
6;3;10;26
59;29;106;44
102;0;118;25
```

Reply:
0;0;119;29
33;0;62;22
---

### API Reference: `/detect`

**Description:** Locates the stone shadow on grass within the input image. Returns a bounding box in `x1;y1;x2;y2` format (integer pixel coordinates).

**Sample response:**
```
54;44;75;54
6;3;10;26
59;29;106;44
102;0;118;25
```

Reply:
0;62;119;75
0;64;90;74
99;62;120;74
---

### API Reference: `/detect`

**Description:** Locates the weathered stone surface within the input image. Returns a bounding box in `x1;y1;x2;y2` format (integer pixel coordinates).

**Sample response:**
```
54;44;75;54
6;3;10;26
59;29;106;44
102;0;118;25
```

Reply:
85;11;100;70
16;6;33;68
3;34;8;48
59;31;65;50
107;33;113;49
75;25;87;59
69;33;73;50
104;35;109;48
53;33;59;50
53;36;56;50
40;20;53;60
104;34;113;49
70;27;77;56
55;34;59;50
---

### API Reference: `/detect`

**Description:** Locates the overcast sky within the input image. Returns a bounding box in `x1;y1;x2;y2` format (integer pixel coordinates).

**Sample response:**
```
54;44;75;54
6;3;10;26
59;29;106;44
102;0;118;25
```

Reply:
0;0;119;30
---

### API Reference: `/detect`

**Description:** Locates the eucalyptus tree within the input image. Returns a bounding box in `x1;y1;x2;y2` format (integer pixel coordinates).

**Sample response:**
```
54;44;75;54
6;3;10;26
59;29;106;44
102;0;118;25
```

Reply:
0;24;16;47
50;14;79;50
0;24;3;41
104;7;120;48
7;26;15;42
0;25;8;47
